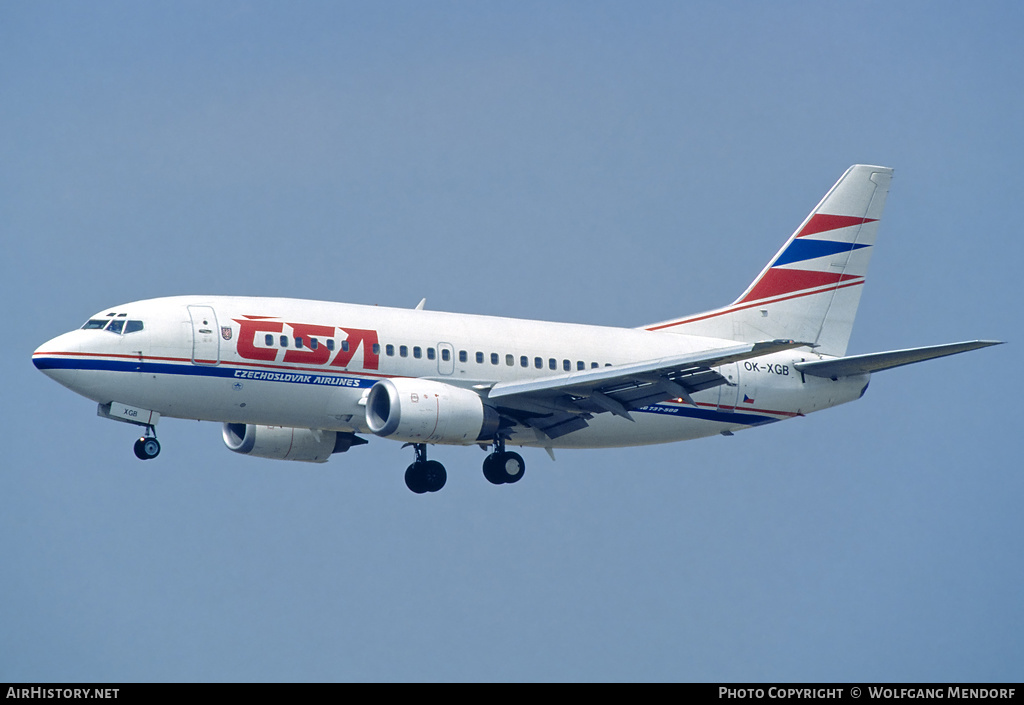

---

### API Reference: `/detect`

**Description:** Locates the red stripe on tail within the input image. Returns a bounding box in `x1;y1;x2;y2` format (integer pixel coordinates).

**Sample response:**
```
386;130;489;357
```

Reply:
740;269;862;303
797;214;876;238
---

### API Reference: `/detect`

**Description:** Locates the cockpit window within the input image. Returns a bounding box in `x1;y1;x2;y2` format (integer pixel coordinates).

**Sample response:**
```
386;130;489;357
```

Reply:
82;318;144;333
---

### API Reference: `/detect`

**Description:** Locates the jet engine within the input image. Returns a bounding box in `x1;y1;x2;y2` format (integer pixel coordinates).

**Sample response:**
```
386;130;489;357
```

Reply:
365;378;499;444
222;423;364;463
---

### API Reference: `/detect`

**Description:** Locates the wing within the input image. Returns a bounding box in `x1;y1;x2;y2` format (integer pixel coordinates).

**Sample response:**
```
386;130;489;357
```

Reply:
486;339;809;439
793;340;1002;380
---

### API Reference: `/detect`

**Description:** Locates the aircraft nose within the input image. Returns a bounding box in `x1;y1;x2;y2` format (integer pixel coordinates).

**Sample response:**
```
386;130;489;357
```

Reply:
33;331;82;386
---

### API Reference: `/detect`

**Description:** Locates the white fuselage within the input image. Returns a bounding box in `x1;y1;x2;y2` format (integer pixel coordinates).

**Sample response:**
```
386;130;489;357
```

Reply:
33;296;869;450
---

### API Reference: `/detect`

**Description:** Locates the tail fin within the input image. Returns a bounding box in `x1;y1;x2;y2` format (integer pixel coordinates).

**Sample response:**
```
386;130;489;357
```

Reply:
645;164;893;356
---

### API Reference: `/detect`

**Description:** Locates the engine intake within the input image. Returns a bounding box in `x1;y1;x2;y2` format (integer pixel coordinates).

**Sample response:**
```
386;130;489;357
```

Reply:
365;378;499;444
222;424;364;463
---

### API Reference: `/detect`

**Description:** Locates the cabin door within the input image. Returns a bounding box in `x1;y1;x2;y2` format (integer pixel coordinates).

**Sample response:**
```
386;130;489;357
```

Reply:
188;305;220;366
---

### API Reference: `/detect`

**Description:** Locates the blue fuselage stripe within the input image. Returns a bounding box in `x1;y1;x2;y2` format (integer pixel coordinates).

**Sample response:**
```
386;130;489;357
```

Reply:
32;356;376;388
634;402;779;426
34;356;781;426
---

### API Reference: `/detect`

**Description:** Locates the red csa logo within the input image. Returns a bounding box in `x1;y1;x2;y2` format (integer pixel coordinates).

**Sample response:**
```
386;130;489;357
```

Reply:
233;316;380;370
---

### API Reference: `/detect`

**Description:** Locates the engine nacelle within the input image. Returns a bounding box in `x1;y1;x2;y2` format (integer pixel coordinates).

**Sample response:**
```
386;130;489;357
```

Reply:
222;424;360;463
365;378;499;444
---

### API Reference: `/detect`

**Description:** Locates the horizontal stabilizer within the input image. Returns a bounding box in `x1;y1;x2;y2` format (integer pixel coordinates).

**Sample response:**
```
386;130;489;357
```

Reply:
793;340;1003;379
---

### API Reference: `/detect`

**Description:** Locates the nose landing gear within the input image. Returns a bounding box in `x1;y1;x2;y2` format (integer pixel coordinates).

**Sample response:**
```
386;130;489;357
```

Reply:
133;427;161;460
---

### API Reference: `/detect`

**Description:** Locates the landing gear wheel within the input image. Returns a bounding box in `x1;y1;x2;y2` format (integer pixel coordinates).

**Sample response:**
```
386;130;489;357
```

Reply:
422;460;447;493
404;450;448;494
405;463;429;494
401;442;446;493
483;453;505;485
501;451;525;484
134;436;161;460
483;451;525;485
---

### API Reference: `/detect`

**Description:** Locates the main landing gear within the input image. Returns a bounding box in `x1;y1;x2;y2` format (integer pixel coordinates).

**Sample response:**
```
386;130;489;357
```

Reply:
482;437;525;486
404;444;447;494
402;439;527;493
133;427;161;460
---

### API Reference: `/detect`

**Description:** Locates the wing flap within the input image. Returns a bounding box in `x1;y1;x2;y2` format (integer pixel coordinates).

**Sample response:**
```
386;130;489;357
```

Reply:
489;339;810;438
490;339;807;401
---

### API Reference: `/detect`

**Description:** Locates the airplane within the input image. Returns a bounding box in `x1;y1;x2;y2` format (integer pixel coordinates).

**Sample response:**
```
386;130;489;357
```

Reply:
32;165;1001;493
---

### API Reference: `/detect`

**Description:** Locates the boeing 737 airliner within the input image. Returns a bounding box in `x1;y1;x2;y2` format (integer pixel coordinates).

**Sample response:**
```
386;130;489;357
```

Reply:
33;165;1000;493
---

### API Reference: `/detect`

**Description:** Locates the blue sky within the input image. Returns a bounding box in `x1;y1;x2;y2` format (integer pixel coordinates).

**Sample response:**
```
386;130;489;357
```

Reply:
2;1;1021;682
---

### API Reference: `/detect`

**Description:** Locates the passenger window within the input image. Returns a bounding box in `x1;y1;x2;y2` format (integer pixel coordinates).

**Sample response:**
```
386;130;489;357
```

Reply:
535;357;543;369
386;344;395;356
310;338;319;350
295;337;304;349
563;359;571;371
413;346;422;359
549;358;557;370
490;353;499;365
476;352;484;364
326;339;335;351
372;344;380;355
264;334;274;346
427;348;436;360
280;335;289;347
124;320;144;334
106;319;125;334
441;349;451;362
520;356;528;368
591;362;598;368
577;361;585;371
341;340;350;352
400;346;408;358
459;350;468;363
505;354;514;366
